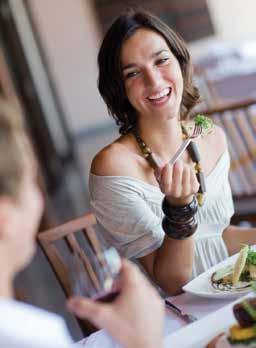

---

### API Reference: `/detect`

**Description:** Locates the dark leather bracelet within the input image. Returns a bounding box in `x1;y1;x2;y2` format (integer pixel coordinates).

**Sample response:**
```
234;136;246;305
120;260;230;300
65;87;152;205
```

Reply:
162;196;198;221
162;215;198;240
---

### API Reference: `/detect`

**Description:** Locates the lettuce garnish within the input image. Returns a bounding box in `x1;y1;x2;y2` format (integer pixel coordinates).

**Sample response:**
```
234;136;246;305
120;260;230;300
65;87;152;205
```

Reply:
195;114;213;130
247;247;256;266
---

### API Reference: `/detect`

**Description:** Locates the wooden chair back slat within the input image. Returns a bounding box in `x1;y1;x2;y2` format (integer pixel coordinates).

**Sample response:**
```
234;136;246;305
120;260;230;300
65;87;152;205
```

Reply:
83;226;103;259
65;234;80;254
66;234;101;291
84;228;111;278
37;213;98;336
41;242;71;295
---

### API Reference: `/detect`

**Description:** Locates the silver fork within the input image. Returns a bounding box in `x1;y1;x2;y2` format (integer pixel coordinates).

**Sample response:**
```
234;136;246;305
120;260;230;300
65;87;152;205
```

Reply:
169;124;202;165
165;299;198;324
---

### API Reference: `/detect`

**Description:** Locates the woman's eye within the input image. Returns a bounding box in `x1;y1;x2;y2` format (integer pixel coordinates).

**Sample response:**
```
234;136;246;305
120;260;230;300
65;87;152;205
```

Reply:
125;71;139;79
156;58;169;65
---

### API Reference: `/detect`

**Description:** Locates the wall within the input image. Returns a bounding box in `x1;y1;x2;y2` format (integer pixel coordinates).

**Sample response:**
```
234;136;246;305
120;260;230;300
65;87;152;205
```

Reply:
207;0;256;42
28;0;109;134
189;0;256;59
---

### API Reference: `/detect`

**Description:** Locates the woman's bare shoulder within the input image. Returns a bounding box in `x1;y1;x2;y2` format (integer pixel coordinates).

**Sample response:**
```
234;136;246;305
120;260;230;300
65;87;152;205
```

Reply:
198;124;228;175
91;139;140;177
204;124;228;154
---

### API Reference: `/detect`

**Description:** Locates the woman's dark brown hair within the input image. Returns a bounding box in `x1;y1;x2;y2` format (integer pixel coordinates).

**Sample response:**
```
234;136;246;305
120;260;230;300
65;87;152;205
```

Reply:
98;9;200;135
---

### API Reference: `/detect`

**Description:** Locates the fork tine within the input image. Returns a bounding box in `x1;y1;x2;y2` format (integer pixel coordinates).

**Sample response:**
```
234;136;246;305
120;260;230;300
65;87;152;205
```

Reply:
192;124;202;138
191;125;197;138
192;126;197;138
198;125;203;136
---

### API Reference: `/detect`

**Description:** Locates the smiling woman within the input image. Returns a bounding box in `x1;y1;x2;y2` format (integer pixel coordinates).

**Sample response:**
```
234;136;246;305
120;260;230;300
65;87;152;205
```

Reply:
89;9;256;296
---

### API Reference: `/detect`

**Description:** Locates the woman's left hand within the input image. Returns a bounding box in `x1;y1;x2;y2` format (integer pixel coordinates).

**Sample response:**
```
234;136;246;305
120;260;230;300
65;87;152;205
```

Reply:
155;159;199;206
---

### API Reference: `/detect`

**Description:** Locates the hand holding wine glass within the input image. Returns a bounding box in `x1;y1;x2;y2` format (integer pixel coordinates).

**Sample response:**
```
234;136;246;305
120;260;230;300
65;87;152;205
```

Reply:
67;260;164;348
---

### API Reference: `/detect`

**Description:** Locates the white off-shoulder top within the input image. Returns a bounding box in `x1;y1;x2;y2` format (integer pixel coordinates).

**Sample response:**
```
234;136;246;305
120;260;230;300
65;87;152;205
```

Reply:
89;149;234;278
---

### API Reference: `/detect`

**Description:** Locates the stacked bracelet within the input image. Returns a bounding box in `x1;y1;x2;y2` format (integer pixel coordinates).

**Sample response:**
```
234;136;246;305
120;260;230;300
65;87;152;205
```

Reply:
161;197;198;240
162;196;198;222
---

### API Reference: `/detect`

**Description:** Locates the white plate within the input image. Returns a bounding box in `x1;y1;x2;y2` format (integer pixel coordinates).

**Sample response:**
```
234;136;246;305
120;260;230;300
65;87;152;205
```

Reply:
183;252;252;300
164;293;254;348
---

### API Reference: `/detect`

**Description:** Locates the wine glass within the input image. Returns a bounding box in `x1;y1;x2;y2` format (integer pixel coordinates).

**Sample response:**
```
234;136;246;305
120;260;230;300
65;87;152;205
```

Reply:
68;240;121;302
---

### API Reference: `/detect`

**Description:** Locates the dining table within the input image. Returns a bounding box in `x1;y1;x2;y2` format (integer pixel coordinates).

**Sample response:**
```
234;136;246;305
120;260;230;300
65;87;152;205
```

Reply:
76;291;244;348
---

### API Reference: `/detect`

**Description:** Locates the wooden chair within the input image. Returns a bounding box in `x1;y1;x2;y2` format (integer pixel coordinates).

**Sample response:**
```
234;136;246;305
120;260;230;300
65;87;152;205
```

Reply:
37;212;99;336
194;99;256;224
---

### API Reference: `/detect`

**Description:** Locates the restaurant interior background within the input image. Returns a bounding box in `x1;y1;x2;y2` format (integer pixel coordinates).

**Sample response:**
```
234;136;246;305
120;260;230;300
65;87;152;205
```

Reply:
0;0;255;340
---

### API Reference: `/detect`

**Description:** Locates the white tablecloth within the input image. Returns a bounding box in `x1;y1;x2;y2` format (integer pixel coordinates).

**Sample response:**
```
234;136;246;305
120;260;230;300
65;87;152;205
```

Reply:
76;292;234;348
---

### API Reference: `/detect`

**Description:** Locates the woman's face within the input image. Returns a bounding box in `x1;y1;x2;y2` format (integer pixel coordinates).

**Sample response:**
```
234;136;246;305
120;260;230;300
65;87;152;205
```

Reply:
121;28;184;122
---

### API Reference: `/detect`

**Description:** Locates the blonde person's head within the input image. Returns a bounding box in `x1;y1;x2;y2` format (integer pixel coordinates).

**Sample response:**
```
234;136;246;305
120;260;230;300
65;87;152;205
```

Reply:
0;99;32;198
0;99;43;273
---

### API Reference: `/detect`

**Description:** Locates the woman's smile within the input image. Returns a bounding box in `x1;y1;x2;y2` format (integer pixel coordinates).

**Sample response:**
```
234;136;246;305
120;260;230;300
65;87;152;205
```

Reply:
146;87;172;107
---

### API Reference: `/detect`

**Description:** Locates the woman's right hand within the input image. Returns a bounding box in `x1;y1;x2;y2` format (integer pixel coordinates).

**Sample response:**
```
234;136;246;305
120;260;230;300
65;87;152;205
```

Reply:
155;159;199;206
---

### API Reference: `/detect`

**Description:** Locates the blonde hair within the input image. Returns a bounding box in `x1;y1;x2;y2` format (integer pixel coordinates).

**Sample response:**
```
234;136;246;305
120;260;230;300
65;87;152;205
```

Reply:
0;99;32;198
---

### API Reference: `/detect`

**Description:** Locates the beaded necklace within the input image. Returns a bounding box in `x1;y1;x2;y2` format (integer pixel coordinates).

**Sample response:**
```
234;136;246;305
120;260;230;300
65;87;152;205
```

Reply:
133;125;206;206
